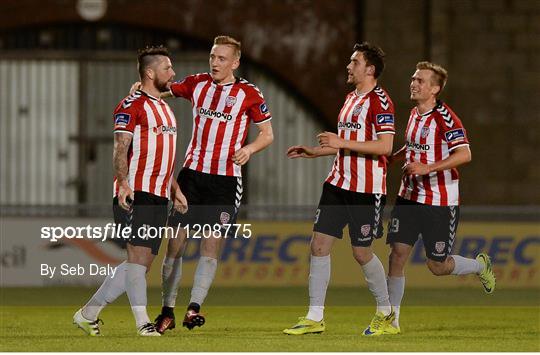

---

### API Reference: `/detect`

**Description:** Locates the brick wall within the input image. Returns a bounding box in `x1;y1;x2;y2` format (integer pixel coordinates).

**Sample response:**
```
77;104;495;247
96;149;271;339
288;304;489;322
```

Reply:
365;0;540;205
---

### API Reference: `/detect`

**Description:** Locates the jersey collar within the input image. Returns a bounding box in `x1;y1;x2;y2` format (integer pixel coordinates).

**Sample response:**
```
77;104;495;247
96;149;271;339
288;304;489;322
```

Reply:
416;100;443;118
137;89;162;103
211;74;239;87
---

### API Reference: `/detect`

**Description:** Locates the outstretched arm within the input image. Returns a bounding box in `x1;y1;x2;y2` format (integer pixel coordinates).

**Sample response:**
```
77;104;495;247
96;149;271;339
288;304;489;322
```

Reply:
317;132;393;156
287;145;338;159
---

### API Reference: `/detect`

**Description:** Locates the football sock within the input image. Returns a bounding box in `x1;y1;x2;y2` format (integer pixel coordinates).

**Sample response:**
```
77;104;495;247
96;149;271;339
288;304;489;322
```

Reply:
387;276;405;327
161;306;175;317
306;255;330;322
361;254;392;316
82;261;127;320
126;262;151;327
162;256;183;308
451;255;483;275
189;256;217;306
187;302;201;313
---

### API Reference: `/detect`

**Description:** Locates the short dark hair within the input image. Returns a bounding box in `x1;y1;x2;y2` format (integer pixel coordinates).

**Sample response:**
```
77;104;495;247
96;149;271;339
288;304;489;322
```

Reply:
137;45;170;79
352;42;385;78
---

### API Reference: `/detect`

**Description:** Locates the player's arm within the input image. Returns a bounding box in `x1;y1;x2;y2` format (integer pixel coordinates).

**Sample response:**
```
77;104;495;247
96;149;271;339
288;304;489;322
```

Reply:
287;145;338;159
405;145;471;175
233;121;274;166
113;132;134;210
388;144;407;164
160;90;173;99
317;131;393;156
170;179;188;214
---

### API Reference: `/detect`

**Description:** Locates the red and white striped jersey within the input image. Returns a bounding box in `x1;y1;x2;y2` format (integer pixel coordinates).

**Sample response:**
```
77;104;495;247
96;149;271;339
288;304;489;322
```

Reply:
170;73;272;177
326;86;395;194
112;90;177;199
398;102;469;206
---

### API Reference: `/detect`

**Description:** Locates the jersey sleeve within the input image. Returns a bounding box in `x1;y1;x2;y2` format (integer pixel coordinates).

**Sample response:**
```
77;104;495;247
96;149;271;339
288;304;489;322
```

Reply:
370;88;395;135
113;98;140;135
170;74;199;99
436;104;470;151
245;86;272;124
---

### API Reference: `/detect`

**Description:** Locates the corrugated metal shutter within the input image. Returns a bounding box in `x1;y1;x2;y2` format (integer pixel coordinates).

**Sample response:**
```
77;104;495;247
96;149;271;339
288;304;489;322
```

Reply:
0;55;330;212
82;57;208;204
244;69;333;209
0;60;79;205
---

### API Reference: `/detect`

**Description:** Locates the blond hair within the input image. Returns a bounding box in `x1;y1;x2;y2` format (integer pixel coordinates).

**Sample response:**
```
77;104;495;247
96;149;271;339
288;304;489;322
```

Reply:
214;35;241;59
416;61;448;95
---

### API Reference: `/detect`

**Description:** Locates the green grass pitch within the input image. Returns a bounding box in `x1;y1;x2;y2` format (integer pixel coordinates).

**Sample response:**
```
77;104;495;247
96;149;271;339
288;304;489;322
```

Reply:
1;287;539;351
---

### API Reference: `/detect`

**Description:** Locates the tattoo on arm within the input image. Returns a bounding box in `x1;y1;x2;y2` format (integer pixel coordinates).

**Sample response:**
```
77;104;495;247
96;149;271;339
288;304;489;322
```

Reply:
113;133;132;182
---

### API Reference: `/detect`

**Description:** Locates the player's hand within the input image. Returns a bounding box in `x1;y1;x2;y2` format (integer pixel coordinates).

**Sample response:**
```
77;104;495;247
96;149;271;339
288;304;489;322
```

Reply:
129;81;142;95
233;147;253;166
172;188;188;214
317;132;343;149
287;145;317;159
118;181;134;211
404;162;431;176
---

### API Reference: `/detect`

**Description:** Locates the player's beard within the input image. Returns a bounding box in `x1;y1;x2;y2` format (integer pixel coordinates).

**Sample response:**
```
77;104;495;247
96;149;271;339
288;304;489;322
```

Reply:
154;77;170;93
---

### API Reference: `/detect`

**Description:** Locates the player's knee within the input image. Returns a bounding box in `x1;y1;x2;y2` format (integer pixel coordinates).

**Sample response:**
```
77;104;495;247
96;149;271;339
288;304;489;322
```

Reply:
310;238;331;256
426;260;446;276
200;238;220;258
389;248;408;267
352;247;372;265
166;230;187;257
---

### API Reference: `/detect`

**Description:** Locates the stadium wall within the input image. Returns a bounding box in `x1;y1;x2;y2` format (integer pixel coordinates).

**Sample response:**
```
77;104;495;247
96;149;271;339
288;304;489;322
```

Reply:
1;0;538;205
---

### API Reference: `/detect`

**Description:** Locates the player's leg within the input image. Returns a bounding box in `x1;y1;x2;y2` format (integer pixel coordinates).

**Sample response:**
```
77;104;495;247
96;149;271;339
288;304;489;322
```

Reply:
182;232;221;329
73;198;129;335
347;193;393;336
184;173;241;329
283;232;334;335
125;191;167;336
154;226;188;333
385;197;422;333
307;232;334;321
423;205;495;293
387;242;412;333
155;168;200;333
126;243;158;335
284;183;346;335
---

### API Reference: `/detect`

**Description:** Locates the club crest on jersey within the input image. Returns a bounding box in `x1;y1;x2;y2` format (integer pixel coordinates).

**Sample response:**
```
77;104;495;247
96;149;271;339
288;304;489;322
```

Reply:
360;224;371;237
421;126;430;138
435;241;446;253
352;104;364;116
225;96;237;107
376;113;394;125
445;128;465;142
114;113;131;126
152;125;177;135
220;212;230;225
